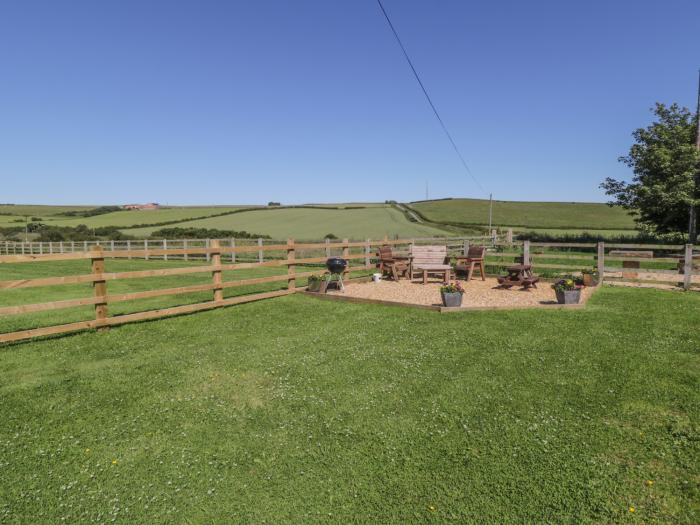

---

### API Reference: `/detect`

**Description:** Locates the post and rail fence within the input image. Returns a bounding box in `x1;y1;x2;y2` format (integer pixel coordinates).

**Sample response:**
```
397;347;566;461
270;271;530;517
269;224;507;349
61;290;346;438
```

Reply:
0;236;696;344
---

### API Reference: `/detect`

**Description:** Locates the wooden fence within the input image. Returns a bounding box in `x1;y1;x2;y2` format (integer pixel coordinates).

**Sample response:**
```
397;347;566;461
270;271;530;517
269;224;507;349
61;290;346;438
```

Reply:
1;238;696;345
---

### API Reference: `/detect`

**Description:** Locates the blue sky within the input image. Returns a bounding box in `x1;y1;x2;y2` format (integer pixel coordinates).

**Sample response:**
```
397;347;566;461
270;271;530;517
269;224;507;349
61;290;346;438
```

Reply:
1;0;698;205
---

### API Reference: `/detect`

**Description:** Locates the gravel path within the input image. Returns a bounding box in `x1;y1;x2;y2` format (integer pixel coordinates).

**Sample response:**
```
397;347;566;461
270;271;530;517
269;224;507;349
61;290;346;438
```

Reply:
329;277;593;308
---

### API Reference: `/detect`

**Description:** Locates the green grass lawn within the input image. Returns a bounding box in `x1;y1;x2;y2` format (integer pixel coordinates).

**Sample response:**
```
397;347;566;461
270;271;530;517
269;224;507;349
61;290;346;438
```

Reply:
125;206;451;240
0;285;698;523
410;198;637;231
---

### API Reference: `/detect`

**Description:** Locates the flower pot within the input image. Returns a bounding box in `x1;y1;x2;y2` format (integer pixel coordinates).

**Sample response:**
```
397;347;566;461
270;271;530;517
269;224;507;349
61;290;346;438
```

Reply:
308;280;323;293
555;288;581;305
582;274;598;287
441;292;463;307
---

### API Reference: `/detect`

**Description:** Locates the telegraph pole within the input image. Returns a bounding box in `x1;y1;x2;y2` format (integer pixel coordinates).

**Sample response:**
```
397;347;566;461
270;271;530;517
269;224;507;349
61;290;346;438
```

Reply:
691;70;700;243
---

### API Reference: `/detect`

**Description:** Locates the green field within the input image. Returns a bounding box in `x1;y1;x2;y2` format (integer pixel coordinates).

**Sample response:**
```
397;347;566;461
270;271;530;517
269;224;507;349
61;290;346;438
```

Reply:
410;198;636;231
0;280;698;523
126;206;452;239
0;204;92;217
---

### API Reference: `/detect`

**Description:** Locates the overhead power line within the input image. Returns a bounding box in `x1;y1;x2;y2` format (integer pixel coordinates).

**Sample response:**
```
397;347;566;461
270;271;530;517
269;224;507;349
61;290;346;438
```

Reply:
375;0;486;195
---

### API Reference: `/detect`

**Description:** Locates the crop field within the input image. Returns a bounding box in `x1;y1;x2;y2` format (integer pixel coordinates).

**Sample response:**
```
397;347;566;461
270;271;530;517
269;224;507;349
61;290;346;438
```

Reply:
0;204;93;217
125;206;452;240
410;199;637;231
0;284;698;523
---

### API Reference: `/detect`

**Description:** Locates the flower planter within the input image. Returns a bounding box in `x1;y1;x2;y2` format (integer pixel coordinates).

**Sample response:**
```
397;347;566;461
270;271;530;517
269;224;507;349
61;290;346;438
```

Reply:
555;289;581;305
308;280;324;293
582;274;598;287
441;292;463;307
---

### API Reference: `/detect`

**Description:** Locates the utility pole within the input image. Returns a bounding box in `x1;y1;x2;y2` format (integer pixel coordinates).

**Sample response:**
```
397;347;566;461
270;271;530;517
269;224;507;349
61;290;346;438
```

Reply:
691;69;700;243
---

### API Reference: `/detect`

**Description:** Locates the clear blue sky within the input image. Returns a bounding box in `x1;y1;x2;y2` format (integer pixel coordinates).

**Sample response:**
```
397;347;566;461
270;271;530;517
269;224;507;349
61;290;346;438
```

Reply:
1;0;698;205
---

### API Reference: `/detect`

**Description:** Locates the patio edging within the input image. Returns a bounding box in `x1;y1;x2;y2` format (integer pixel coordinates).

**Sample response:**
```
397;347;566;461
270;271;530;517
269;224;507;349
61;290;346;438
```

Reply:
302;281;601;313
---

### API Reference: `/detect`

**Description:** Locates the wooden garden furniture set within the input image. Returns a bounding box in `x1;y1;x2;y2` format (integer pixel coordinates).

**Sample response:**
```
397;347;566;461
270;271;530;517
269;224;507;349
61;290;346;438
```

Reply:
378;245;539;289
378;244;487;284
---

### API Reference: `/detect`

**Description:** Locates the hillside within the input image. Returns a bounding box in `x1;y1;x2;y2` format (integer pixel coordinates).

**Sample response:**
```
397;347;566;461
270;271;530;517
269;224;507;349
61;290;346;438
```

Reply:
409;198;636;232
125;206;451;240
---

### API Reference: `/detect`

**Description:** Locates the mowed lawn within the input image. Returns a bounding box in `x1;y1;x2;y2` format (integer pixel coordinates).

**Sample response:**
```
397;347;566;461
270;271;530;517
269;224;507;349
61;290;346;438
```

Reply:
0;287;698;523
126;206;451;239
411;199;637;231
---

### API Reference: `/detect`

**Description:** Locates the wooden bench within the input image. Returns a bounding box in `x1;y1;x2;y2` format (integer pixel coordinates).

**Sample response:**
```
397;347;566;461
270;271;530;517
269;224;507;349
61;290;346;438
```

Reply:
609;250;653;279
409;245;452;284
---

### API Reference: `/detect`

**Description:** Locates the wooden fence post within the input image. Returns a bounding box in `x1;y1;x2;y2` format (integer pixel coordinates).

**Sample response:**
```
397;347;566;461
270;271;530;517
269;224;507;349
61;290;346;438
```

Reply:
230;238;235;262
144;239;149;260
523;240;530;265
506;228;513;244
163;239;168;261
205;239;210;262
211;239;223;301
683;244;693;291
91;245;109;331
325;238;331;257
258;238;264;263
342;238;350;282
463;239;470;256
597;242;605;284
287;238;296;291
365;238;371;267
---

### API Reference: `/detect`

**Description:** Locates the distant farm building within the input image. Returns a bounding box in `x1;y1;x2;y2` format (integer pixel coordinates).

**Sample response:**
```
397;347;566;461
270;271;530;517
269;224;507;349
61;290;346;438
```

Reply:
122;203;160;210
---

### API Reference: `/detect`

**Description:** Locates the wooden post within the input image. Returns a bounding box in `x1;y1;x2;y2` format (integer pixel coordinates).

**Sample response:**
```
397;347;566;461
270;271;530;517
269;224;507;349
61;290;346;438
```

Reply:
83;240;88;252
163;239;168;261
463;239;470;256
287;238;296;291
211;239;223;301
258;238;263;263
597;242;605;284
70;241;75;253
110;240;115;253
49;241;53;254
342;238;350;283
325;238;331;257
506;228;513;244
183;239;189;261
126;240;131;259
230;238;235;262
523;240;530;265
365;238;371;267
91;246;109;331
39;242;43;255
205;239;210;262
683;244;693;290
144;239;149;260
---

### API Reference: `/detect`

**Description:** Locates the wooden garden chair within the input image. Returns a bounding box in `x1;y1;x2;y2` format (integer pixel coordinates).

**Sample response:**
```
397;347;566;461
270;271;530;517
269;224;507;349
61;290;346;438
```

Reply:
408;245;452;284
454;246;486;281
377;244;409;281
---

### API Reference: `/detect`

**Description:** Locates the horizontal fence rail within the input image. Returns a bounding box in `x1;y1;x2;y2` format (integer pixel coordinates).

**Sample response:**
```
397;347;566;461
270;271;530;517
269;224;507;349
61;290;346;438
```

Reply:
1;237;697;344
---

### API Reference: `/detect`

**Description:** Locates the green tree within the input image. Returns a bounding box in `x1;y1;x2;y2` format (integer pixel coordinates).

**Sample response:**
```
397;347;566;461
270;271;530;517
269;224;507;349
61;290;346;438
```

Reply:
601;103;700;241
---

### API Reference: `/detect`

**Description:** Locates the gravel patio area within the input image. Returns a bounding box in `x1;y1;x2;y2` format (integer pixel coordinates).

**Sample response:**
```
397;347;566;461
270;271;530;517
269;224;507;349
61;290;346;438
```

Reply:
326;277;596;309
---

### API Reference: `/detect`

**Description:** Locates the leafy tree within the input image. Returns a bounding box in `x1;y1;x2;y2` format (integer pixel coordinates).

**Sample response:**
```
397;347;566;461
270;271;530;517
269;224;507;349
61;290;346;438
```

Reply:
601;103;700;240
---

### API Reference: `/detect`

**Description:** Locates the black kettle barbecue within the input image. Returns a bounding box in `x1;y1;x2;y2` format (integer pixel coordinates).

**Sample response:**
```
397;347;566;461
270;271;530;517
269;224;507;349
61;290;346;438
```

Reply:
325;257;347;291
